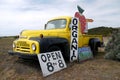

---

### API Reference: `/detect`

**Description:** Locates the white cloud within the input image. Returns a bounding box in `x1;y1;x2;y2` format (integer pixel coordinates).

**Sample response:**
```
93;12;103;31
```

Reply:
0;0;120;36
81;0;120;28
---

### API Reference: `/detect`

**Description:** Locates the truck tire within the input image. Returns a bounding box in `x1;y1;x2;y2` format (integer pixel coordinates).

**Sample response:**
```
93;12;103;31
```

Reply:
48;45;68;61
89;38;100;56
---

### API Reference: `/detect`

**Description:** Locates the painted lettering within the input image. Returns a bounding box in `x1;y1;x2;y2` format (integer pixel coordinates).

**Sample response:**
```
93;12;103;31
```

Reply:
41;54;47;62
72;18;78;25
71;50;77;61
47;54;51;61
72;38;77;44
71;44;77;50
51;52;56;60
72;31;77;37
72;26;77;31
70;17;78;62
55;51;61;59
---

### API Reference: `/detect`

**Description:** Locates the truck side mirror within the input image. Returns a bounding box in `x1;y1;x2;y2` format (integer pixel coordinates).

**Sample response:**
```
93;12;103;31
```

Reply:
69;20;72;30
69;24;72;30
44;24;47;29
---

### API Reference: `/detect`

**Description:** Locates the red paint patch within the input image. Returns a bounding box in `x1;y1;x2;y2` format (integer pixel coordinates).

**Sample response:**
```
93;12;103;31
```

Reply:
74;12;87;34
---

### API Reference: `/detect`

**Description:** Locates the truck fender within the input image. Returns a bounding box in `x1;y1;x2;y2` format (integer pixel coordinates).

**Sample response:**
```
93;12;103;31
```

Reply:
30;37;70;60
39;37;70;60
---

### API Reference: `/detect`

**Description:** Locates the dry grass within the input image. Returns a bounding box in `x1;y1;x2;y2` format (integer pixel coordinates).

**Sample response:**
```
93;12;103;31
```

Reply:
0;38;120;80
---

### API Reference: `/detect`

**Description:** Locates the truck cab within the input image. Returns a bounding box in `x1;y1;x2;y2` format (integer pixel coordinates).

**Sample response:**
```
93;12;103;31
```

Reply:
8;16;103;60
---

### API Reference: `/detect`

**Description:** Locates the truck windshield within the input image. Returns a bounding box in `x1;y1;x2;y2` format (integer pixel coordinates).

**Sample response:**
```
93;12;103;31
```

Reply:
46;19;66;30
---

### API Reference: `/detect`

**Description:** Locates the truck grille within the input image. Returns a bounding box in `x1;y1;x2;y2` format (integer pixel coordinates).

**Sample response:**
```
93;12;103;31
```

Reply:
16;41;30;52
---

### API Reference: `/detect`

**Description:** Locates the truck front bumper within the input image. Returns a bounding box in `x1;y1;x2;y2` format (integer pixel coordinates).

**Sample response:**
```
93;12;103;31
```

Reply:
8;50;38;60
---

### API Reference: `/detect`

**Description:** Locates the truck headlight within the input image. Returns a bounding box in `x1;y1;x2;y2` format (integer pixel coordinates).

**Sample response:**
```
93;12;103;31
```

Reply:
13;43;16;48
32;44;36;51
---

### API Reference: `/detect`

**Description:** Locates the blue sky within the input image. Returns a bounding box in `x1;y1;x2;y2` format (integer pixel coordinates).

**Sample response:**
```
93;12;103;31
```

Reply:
0;0;120;36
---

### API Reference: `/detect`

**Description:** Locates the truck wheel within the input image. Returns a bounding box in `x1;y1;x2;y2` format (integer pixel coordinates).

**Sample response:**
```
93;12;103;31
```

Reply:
89;38;99;56
93;42;98;56
48;46;66;60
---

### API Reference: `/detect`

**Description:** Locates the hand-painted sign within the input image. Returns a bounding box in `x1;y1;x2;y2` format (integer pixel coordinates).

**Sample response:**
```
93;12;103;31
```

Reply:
78;47;93;62
70;17;78;62
37;51;67;77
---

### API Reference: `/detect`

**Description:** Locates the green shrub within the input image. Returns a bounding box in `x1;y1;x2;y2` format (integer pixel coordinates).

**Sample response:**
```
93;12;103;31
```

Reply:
104;29;120;61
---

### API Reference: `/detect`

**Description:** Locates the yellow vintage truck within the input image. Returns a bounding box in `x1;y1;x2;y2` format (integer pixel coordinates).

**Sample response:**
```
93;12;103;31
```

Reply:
8;16;103;60
8;6;104;61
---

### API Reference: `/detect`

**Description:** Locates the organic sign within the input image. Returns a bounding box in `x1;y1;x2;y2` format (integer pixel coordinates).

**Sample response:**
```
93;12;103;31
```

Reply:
70;17;78;62
37;51;67;77
78;47;93;62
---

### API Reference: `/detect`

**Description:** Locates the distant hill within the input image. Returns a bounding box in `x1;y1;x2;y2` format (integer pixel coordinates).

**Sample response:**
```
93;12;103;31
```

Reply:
88;26;119;36
0;36;18;39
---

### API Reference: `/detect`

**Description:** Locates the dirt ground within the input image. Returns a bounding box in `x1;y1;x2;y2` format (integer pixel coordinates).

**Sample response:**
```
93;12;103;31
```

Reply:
0;38;120;80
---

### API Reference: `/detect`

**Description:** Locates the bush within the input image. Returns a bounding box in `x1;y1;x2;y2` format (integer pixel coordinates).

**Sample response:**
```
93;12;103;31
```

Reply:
104;29;120;61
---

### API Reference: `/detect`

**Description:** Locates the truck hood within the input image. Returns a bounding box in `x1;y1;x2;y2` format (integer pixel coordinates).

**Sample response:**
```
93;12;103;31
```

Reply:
20;29;67;38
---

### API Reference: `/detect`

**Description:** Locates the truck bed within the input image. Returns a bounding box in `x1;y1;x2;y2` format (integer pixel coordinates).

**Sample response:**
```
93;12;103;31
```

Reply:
80;34;103;47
